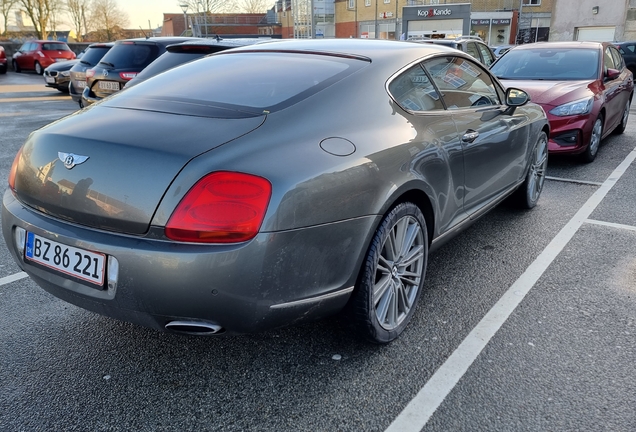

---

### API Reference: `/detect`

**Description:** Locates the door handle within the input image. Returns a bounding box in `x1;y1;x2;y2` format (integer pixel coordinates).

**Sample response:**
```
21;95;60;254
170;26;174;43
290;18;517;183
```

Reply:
462;130;480;143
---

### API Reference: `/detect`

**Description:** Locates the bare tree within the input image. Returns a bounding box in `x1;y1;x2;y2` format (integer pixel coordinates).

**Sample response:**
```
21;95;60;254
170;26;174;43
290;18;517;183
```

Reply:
178;0;237;14
1;0;18;36
238;0;269;13
90;0;127;41
66;0;91;41
18;0;61;39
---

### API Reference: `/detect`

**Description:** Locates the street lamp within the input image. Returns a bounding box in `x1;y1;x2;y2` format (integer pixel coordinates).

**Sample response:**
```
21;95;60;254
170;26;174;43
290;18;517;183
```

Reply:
180;4;188;36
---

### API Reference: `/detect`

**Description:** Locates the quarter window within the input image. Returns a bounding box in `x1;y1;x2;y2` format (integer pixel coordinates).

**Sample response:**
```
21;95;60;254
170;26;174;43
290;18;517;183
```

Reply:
389;64;445;112
604;47;616;71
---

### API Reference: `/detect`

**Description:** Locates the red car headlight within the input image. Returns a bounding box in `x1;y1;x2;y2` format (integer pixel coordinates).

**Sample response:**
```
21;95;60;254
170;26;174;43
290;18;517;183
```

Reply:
165;172;272;243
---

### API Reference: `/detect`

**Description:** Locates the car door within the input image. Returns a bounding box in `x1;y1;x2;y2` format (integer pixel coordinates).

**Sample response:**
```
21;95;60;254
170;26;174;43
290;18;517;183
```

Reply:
15;42;31;69
422;55;529;216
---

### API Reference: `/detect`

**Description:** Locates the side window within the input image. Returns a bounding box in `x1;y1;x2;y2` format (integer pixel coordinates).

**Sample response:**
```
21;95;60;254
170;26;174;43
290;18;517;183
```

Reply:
610;47;624;70
19;43;29;51
465;42;480;61
423;56;501;110
604;47;616;71
388;64;445;112
477;43;495;67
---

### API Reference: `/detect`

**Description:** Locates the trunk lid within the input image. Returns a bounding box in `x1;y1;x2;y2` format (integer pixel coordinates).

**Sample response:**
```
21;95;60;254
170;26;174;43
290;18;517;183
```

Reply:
14;106;264;234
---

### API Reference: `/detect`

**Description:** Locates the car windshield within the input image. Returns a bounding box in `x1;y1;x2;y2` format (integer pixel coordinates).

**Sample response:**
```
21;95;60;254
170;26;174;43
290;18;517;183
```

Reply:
116;51;367;115
490;48;600;80
80;46;112;66
42;43;71;51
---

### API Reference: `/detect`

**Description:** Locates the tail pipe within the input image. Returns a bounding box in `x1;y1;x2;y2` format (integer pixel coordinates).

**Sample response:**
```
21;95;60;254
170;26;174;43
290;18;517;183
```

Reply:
165;321;224;336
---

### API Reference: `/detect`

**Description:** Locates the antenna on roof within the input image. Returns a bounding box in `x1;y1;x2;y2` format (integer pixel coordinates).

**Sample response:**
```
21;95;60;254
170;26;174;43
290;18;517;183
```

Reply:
139;26;149;39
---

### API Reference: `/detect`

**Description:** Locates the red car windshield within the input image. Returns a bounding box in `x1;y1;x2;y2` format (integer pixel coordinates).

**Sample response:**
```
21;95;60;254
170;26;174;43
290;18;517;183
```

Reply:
491;48;600;81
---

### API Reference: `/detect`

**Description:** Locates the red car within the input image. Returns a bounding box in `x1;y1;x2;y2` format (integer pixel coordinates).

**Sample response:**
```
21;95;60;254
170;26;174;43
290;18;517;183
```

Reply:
12;40;76;75
0;45;7;74
491;41;633;162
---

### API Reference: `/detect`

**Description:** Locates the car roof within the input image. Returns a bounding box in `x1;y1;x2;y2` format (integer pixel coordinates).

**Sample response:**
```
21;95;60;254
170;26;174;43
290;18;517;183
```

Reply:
225;38;459;60
512;41;605;50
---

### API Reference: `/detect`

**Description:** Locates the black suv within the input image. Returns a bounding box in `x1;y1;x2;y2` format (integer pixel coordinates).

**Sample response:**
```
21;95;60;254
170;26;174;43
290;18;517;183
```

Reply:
415;37;496;67
81;37;197;107
615;41;636;77
69;42;114;106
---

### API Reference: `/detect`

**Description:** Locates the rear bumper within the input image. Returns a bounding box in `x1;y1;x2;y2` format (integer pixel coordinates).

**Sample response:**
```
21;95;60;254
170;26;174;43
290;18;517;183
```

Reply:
2;190;375;335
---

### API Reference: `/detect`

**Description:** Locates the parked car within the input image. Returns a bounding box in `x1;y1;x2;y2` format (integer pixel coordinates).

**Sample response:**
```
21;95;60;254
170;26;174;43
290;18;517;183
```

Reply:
491;44;515;58
43;59;79;92
0;45;7;74
69;42;114;106
491;41;634;162
3;39;548;343
12;40;76;75
415;36;496;67
81;37;198;107
614;41;636;76
125;37;268;89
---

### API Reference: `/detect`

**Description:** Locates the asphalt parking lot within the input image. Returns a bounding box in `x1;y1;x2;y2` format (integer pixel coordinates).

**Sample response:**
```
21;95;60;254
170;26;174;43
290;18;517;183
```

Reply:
1;72;635;431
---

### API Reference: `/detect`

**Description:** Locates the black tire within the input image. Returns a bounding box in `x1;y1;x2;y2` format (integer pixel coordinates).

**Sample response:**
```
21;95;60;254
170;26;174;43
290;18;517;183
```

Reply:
347;202;428;344
34;61;43;75
581;114;603;163
614;98;631;135
12;60;20;73
513;131;548;209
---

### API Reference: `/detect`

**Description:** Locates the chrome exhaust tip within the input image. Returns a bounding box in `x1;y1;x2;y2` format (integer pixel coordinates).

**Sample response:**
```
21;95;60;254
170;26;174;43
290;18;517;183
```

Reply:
165;321;224;336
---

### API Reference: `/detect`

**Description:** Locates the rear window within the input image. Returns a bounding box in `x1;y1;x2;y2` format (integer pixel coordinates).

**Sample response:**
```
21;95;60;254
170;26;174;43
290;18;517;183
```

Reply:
80;46;112;66
117;52;367;115
42;43;70;51
99;43;160;69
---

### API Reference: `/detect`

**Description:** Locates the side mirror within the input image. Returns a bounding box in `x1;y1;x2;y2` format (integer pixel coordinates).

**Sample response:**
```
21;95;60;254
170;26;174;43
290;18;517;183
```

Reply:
606;68;620;80
505;87;530;107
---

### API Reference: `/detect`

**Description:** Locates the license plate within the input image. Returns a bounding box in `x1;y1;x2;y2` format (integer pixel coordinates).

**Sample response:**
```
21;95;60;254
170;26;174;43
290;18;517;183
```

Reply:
45;76;55;83
76;80;86;88
99;81;120;91
25;232;106;286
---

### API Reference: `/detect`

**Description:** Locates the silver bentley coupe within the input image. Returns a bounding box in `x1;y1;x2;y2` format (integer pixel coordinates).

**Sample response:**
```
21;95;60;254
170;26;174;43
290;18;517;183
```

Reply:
3;39;549;343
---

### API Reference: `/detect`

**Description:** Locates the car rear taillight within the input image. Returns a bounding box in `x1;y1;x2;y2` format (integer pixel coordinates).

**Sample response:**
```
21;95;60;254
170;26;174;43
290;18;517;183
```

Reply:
165;172;272;243
86;69;95;78
119;72;138;81
8;148;22;191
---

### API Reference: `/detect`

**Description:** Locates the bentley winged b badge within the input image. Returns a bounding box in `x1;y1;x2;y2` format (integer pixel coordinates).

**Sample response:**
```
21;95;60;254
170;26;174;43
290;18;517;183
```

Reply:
58;152;89;170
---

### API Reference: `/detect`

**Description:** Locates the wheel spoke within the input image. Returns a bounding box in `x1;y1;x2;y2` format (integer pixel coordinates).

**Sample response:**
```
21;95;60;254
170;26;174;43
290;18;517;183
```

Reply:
394;218;409;259
385;229;398;262
396;280;411;313
375;285;392;325
377;255;392;274
373;275;392;305
401;245;424;268
400;221;419;259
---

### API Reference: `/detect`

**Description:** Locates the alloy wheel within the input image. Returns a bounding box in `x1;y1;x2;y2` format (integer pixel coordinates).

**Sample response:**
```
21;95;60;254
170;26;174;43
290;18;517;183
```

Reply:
373;215;425;330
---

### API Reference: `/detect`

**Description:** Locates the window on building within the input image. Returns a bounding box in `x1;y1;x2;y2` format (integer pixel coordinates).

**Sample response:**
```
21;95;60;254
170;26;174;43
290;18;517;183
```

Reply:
348;0;354;9
365;0;371;6
523;0;541;5
384;0;390;4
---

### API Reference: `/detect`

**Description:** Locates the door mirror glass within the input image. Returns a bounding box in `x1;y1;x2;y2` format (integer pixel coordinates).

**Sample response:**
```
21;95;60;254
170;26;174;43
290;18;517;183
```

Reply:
506;88;529;106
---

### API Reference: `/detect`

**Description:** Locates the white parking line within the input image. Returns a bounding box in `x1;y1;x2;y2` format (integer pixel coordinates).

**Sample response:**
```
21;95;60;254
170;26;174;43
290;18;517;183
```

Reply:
546;176;604;186
386;148;636;432
586;219;636;232
0;272;28;287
